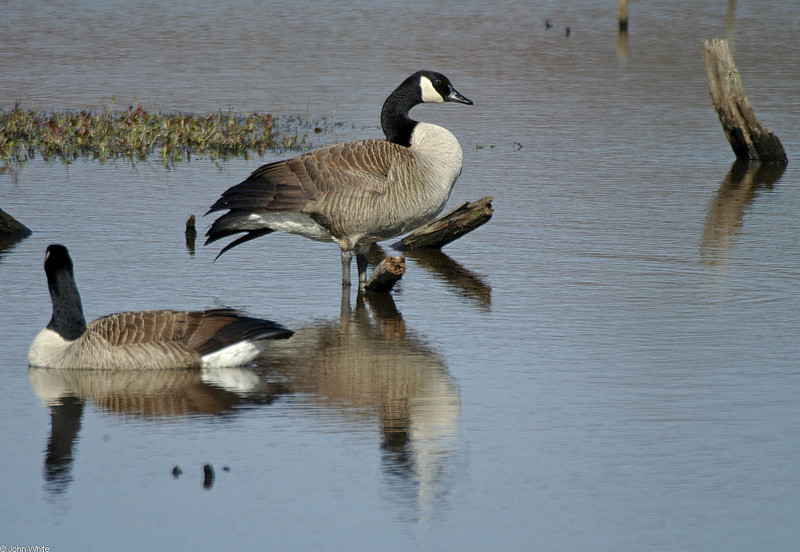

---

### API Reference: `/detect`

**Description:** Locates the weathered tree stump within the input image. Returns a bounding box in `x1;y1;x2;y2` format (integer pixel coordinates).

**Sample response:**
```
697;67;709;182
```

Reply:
395;196;494;251
185;214;198;238
185;213;197;251
0;207;32;236
364;255;406;293
701;38;787;163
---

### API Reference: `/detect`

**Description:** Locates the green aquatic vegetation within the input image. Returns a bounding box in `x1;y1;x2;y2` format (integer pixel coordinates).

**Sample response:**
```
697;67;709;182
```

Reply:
0;102;313;167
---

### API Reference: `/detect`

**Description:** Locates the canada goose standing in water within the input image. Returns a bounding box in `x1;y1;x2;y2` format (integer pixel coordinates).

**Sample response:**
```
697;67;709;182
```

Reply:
205;70;473;288
28;244;293;369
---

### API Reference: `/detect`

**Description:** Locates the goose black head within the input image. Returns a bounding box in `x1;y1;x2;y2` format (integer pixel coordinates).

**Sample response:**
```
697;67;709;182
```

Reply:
416;70;473;105
45;244;74;276
44;244;87;340
382;70;472;146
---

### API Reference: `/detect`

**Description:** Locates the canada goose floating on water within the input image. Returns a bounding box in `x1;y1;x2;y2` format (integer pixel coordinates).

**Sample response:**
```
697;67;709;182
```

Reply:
205;70;473;288
28;244;293;369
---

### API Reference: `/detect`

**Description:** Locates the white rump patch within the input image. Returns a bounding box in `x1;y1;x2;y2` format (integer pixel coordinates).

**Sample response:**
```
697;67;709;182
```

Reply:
420;76;444;103
249;212;332;242
201;340;263;369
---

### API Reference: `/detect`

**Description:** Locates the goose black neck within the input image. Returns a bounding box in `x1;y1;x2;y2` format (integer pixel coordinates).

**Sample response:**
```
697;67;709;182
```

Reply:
381;82;421;147
45;251;87;341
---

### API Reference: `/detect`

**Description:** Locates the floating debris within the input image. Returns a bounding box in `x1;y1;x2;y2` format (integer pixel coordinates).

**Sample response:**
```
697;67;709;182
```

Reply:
0;102;314;167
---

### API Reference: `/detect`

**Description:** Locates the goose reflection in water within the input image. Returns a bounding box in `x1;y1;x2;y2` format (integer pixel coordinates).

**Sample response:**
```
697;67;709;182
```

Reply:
28;367;289;495
29;291;461;516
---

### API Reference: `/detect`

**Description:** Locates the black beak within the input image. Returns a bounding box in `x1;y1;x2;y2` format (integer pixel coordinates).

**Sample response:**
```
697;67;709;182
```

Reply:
445;87;473;105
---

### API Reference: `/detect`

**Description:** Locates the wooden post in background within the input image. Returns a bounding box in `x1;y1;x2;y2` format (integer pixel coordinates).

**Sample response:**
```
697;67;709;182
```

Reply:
701;38;787;163
618;0;629;31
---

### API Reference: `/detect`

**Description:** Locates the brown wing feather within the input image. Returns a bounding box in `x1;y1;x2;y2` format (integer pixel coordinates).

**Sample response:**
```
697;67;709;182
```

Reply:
205;139;417;249
87;310;189;346
87;308;291;355
207;139;411;215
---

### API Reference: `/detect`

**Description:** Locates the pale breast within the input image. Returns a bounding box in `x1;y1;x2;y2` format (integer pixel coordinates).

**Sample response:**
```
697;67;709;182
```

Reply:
28;328;71;368
285;123;465;246
355;122;464;241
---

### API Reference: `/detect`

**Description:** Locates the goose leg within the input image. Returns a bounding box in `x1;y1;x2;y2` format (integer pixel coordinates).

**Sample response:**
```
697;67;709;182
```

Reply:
340;249;352;287
356;253;369;290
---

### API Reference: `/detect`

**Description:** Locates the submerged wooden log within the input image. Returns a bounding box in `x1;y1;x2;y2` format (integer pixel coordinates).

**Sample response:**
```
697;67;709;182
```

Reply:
0;207;32;235
702;38;787;163
364;256;406;293
395;196;494;251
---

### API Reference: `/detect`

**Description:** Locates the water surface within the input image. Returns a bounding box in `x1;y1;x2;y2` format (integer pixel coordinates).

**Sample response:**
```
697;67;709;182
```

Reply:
2;1;800;550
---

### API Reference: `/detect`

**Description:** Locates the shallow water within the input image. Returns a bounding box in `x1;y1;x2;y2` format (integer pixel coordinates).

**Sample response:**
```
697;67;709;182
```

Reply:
2;1;800;550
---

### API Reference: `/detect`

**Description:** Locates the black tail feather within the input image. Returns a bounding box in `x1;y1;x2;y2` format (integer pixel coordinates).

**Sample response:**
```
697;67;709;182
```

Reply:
194;310;293;356
211;228;275;260
206;177;280;215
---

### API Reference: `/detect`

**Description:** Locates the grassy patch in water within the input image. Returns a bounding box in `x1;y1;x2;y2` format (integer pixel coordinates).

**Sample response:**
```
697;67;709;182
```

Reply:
0;102;316;168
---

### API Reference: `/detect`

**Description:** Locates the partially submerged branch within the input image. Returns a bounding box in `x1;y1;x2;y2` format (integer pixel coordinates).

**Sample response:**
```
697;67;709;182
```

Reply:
395;196;494;251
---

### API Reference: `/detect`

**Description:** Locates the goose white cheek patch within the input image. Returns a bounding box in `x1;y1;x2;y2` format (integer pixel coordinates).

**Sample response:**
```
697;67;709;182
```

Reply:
420;76;444;103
